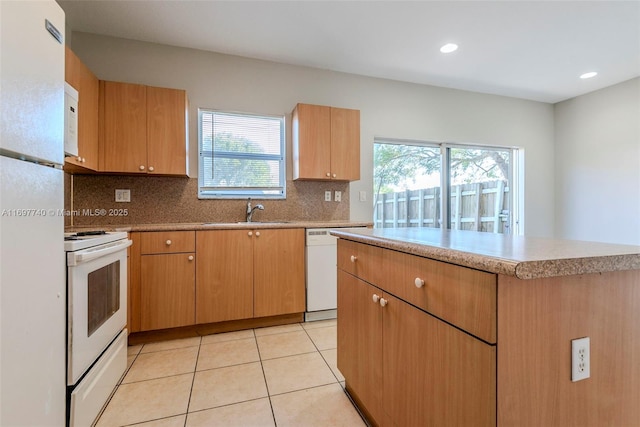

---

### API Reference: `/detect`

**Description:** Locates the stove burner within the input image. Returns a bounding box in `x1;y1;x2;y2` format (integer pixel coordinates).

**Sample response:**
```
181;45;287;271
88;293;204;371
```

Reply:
76;230;106;236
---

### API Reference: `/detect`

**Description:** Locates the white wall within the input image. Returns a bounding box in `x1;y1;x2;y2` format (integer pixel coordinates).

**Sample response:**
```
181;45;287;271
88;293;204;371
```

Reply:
71;32;556;237
554;78;640;245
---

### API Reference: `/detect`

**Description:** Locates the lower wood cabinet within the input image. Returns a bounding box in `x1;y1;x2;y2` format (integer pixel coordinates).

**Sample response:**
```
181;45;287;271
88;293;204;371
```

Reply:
338;244;496;426
196;228;305;323
141;252;195;330
253;228;305;317
129;228;305;333
195;230;253;323
129;231;196;332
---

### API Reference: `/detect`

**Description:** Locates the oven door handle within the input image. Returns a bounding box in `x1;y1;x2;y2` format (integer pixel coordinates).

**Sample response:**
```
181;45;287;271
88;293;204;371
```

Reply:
68;239;133;266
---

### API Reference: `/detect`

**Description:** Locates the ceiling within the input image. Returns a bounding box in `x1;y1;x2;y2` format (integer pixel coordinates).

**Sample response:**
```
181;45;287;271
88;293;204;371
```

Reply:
58;0;640;104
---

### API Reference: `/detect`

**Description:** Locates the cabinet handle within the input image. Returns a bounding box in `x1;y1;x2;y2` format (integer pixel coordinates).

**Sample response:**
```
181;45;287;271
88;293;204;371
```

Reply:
165;240;172;245
139;165;145;171
415;278;425;288
188;255;194;261
379;298;388;307
332;173;337;178
255;231;260;237
326;172;331;177
350;255;357;263
248;231;253;237
148;166;154;172
372;294;380;303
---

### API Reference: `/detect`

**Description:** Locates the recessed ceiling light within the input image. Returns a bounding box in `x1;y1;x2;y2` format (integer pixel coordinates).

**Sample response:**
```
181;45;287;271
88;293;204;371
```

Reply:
440;43;458;54
580;72;598;79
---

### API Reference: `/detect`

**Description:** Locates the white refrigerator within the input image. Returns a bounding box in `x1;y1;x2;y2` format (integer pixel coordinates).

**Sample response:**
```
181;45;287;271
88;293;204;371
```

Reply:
0;1;67;425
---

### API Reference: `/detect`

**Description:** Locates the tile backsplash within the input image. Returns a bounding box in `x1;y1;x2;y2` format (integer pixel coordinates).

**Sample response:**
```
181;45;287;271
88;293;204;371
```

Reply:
65;174;349;227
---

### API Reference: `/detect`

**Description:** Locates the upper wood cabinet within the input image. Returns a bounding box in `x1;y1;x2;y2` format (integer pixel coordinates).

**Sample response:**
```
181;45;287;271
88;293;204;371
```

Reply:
64;46;99;171
99;81;188;176
292;103;360;181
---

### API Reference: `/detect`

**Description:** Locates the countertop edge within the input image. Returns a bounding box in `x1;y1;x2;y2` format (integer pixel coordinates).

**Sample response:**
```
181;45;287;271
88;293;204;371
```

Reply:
67;221;373;232
331;230;519;276
330;229;640;279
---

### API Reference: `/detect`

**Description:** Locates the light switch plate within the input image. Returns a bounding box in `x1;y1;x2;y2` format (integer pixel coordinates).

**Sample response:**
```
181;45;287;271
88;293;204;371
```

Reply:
334;191;342;202
359;190;367;202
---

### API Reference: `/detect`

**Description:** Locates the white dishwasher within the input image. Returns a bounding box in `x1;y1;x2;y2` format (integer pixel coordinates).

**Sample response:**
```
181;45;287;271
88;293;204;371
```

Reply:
305;228;339;321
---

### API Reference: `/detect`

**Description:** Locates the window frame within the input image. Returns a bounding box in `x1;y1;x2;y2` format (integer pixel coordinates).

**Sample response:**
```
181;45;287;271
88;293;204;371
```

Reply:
373;138;523;235
198;108;286;200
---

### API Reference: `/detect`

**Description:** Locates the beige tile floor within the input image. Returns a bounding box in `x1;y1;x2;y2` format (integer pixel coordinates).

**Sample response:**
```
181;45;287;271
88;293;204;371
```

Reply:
95;320;367;427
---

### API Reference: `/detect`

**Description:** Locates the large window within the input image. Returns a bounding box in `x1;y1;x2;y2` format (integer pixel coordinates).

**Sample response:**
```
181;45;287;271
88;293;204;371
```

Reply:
198;109;285;199
374;139;522;234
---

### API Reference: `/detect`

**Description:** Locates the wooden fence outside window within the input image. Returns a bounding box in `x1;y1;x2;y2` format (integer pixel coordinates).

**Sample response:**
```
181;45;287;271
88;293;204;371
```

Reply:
374;180;510;233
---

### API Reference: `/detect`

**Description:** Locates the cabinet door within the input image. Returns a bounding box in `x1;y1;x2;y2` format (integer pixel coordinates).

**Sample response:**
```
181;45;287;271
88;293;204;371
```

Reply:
293;103;331;179
64;48;99;171
146;86;188;175
64;46;80;90
140;253;195;331
100;81;147;173
196;230;253;323
337;270;384;424
253;229;305;317
330;107;360;181
76;59;99;170
383;293;496;426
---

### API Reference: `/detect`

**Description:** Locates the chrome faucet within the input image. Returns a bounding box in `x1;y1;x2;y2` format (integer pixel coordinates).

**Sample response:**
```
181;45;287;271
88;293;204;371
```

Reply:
246;198;264;222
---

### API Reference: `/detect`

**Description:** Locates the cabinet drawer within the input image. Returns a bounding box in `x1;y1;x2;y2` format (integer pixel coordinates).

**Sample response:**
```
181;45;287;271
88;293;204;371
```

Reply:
140;231;195;254
338;239;496;343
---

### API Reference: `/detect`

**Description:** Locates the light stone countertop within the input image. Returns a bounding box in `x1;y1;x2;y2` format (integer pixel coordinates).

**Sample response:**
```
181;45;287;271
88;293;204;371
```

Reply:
330;227;640;279
66;220;372;233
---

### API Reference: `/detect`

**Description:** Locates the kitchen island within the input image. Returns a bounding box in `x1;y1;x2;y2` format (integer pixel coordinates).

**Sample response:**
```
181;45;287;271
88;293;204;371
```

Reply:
331;227;640;427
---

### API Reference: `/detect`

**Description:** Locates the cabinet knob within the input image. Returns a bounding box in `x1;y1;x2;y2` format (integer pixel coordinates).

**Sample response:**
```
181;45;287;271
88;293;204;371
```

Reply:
372;294;380;303
139;165;145;171
248;231;253;237
76;156;82;162
326;172;331;177
188;255;194;261
379;298;388;307
255;231;260;237
415;278;425;288
166;240;172;245
350;255;357;263
148;166;154;172
332;173;337;178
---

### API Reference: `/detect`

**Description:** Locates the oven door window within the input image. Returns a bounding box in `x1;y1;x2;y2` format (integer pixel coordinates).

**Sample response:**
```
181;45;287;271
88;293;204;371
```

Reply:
87;260;120;337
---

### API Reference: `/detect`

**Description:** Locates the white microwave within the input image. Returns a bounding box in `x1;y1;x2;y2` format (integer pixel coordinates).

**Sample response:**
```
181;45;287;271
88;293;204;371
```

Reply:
64;82;78;156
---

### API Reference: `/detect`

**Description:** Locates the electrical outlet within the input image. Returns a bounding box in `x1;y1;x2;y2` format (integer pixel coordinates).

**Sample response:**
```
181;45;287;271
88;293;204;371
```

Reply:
115;189;130;202
334;191;342;202
571;337;590;382
324;190;332;202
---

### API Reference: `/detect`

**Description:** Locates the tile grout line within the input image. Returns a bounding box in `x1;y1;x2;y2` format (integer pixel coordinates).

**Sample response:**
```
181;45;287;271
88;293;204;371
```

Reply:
300;323;343;384
184;336;203;425
254;328;279;426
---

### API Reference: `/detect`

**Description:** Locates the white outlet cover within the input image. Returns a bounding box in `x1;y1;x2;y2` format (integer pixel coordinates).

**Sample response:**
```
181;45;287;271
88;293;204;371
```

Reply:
571;337;590;382
324;190;332;202
115;189;131;203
